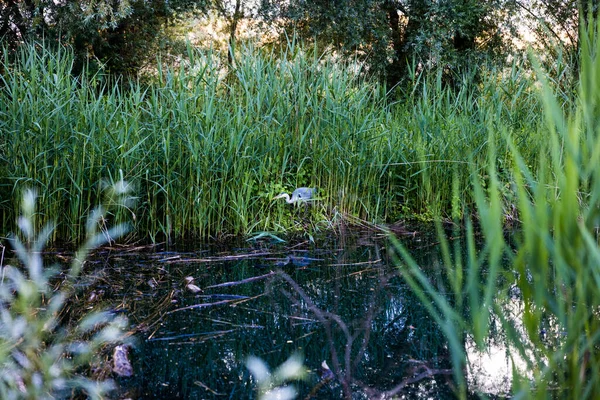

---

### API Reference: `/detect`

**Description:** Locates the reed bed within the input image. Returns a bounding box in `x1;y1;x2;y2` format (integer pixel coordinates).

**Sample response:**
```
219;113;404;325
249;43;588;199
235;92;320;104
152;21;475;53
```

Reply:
0;41;548;242
394;20;600;399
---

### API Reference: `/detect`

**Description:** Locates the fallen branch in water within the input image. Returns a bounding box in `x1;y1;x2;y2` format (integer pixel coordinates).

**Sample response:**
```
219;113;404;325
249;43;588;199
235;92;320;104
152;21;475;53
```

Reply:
167;299;238;312
167;293;265;313
204;271;276;289
160;252;273;264
368;365;454;399
278;267;447;400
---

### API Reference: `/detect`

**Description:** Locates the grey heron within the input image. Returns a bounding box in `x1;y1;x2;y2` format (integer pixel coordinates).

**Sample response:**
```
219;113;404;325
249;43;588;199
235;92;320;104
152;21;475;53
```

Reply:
273;187;316;204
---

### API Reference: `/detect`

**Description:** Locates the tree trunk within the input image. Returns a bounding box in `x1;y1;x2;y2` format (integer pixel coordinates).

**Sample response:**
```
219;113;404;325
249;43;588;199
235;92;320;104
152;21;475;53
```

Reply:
384;1;403;89
384;0;426;89
228;0;242;67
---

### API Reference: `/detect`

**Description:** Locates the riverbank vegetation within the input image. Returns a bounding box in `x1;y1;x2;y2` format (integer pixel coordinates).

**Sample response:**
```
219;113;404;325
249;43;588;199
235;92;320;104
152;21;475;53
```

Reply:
395;17;600;399
1;2;596;399
0;38;563;243
0;186;131;399
0;0;581;244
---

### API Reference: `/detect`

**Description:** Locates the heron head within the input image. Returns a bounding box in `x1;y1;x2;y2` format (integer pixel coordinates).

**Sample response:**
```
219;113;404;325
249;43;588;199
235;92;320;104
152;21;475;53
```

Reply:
272;193;290;201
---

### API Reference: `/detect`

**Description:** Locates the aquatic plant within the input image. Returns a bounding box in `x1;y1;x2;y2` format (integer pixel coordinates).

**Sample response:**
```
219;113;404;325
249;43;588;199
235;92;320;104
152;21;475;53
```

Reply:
0;39;549;242
393;17;600;399
246;353;306;400
0;184;131;399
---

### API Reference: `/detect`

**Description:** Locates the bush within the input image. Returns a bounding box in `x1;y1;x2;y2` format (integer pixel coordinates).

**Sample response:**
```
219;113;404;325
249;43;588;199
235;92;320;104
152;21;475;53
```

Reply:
0;183;132;399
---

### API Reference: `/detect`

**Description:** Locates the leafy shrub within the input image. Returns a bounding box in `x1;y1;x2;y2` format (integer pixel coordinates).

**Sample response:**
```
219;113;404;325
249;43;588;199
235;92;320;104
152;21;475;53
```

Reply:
0;184;132;399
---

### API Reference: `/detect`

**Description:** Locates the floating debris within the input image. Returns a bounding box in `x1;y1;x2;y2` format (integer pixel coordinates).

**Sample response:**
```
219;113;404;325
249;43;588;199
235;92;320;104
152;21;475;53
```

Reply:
185;276;202;293
112;344;133;377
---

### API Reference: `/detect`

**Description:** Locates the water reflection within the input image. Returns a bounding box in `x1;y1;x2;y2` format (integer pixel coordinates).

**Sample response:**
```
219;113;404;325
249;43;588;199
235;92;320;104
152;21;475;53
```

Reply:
79;235;516;399
466;295;539;397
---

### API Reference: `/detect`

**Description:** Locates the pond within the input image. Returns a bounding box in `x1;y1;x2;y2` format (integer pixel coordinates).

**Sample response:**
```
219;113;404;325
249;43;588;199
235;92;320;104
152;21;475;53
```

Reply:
79;231;514;399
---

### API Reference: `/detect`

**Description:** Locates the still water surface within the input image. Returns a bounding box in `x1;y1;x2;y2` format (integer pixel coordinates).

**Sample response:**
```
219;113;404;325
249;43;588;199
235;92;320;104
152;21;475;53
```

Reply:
84;233;512;399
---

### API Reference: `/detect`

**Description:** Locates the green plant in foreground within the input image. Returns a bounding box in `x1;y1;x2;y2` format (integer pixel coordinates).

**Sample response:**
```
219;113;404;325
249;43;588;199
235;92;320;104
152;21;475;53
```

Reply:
393;17;600;399
246;353;306;400
0;185;131;399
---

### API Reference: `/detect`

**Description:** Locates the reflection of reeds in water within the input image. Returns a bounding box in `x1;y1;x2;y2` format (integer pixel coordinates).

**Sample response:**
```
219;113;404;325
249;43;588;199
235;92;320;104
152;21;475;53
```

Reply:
276;269;454;399
93;238;464;398
394;18;600;400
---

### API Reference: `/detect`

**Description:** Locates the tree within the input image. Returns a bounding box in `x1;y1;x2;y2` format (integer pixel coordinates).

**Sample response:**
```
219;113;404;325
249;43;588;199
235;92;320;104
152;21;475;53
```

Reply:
515;0;597;90
516;0;578;52
0;0;198;75
260;0;518;88
186;1;266;65
207;1;248;64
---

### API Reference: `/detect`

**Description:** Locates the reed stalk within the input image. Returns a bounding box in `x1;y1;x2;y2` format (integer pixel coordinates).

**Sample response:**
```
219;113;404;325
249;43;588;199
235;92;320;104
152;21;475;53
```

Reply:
0;40;547;242
394;17;600;399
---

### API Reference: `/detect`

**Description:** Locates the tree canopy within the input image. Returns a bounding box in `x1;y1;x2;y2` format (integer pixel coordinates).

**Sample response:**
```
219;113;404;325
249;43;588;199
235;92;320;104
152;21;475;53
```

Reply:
260;0;519;87
0;0;588;82
1;0;193;74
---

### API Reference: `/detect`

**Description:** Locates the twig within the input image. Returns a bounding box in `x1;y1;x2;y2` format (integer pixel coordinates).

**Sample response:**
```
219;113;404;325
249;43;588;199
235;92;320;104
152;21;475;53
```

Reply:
161;252;272;264
194;380;225;396
352;272;389;371
378;367;453;399
278;271;353;398
204;271;276;289
167;293;264;313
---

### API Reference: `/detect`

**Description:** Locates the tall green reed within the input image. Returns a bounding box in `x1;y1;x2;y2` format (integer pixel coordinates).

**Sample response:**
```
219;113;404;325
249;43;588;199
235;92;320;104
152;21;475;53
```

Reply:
0;40;547;242
393;17;600;399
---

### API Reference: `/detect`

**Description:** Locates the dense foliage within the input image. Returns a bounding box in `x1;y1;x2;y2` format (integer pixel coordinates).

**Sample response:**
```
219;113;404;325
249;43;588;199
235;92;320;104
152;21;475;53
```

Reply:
261;0;518;87
0;187;130;399
395;16;600;399
2;3;600;399
0;0;586;82
0;0;198;75
0;41;548;242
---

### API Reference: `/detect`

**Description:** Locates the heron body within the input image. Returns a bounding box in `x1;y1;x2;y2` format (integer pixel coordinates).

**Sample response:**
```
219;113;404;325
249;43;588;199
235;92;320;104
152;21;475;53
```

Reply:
273;187;316;204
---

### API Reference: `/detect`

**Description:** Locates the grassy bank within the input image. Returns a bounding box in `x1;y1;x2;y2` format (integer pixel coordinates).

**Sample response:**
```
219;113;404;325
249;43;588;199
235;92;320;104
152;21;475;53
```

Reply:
0;41;550;243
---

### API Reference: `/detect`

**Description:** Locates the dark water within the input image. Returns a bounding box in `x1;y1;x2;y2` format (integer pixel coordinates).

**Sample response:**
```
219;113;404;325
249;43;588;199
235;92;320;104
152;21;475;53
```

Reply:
82;233;510;399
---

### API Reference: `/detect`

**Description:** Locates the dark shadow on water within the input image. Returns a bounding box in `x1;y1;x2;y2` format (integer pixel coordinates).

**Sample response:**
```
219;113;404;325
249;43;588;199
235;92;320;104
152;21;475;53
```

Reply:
76;231;500;399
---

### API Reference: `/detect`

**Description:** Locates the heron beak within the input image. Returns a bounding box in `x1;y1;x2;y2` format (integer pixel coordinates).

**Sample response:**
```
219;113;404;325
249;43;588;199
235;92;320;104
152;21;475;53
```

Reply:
272;194;286;200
